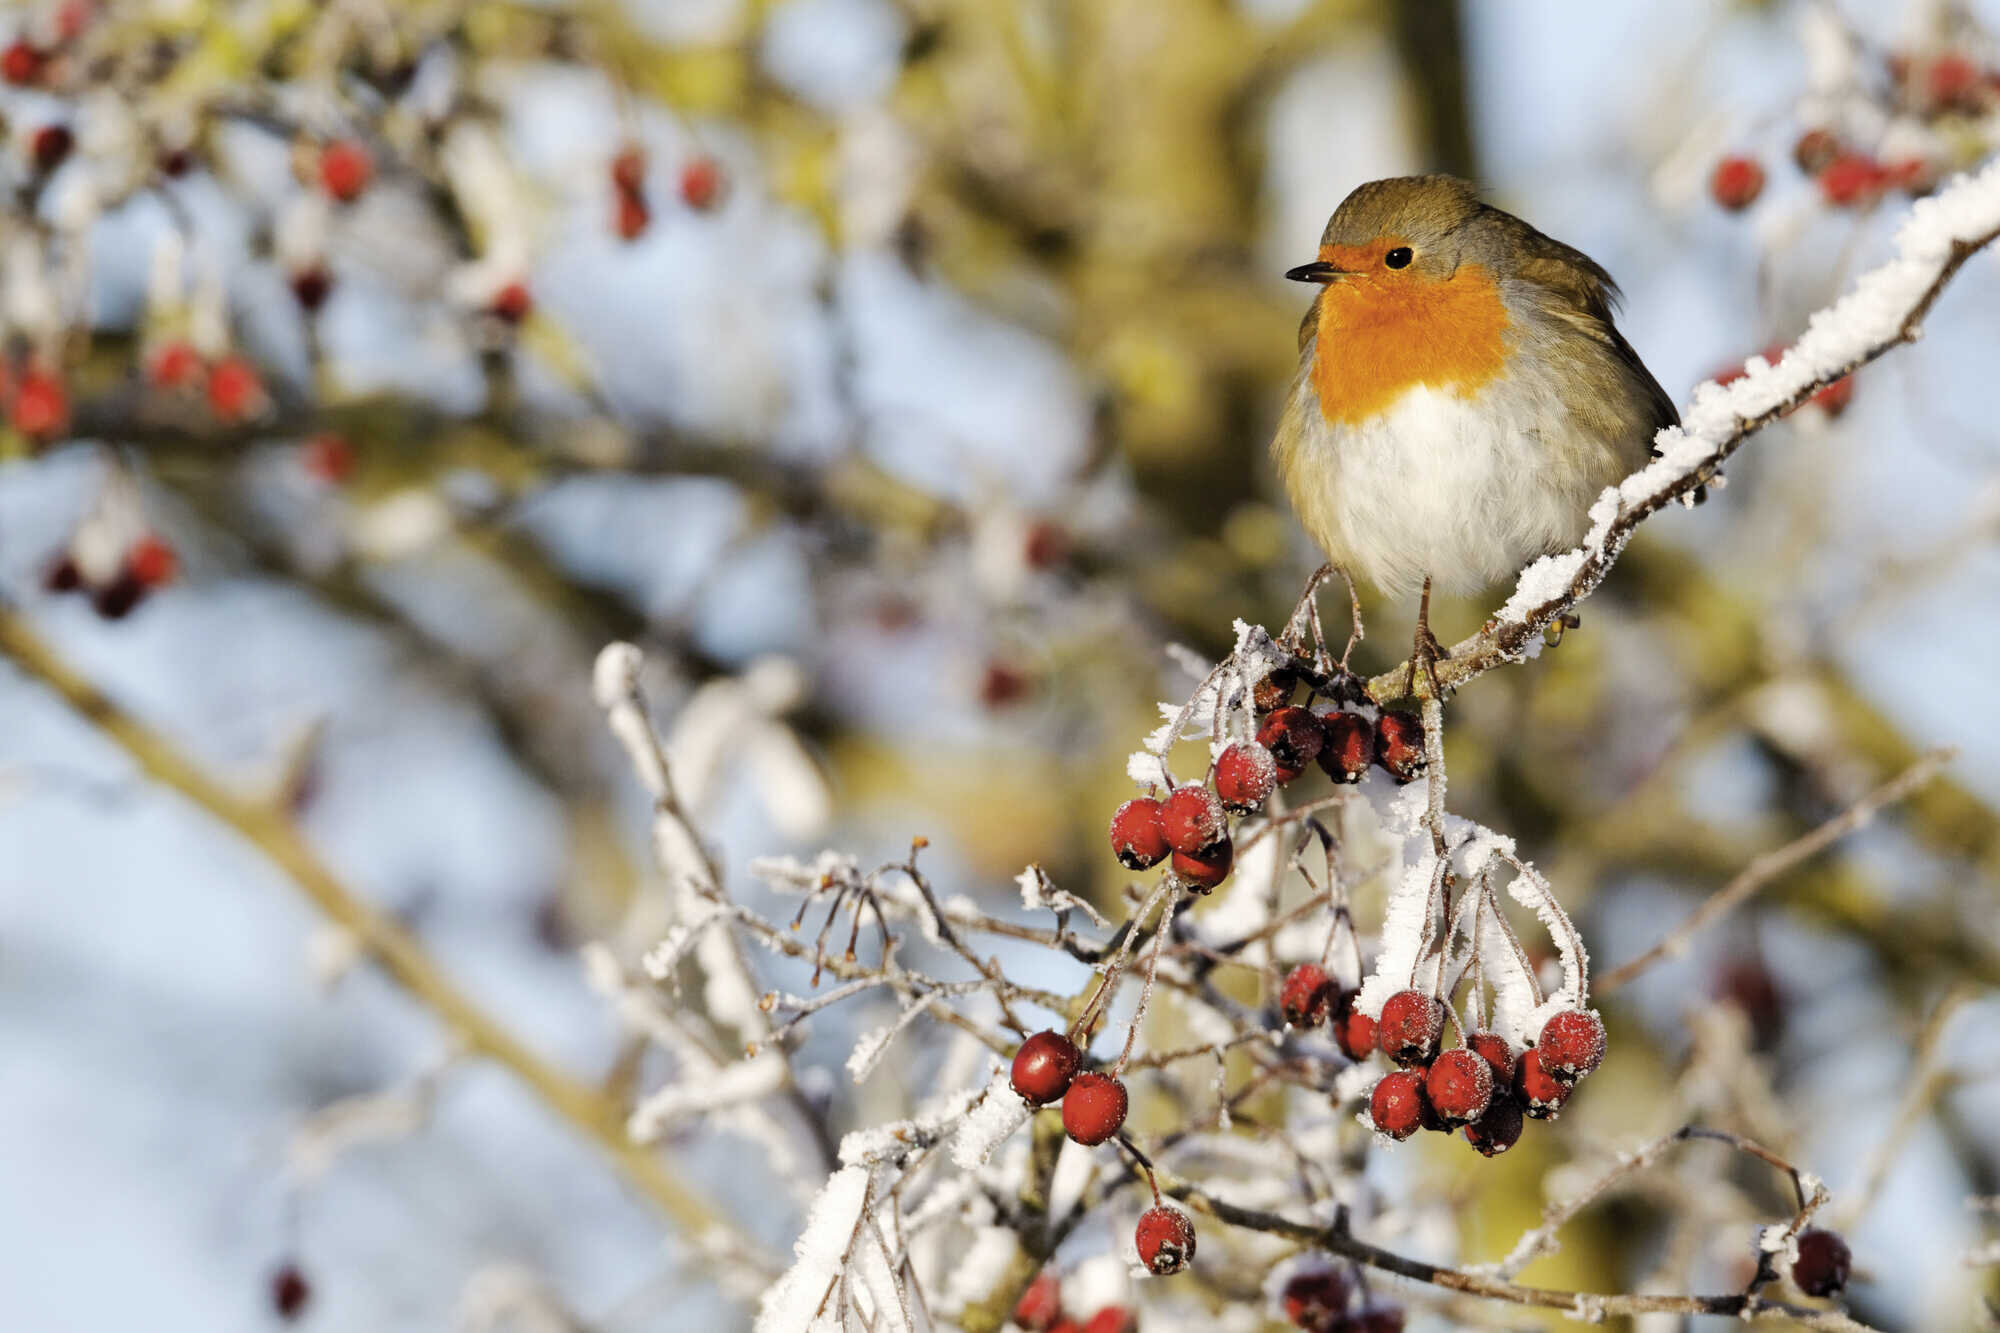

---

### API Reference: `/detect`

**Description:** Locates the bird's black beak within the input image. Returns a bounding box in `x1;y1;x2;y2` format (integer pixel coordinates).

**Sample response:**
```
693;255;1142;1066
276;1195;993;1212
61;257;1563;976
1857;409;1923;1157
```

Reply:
1285;260;1346;284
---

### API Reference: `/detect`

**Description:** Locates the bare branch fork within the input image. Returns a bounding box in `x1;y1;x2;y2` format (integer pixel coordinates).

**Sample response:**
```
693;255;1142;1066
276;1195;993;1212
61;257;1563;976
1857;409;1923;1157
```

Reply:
1362;158;2000;702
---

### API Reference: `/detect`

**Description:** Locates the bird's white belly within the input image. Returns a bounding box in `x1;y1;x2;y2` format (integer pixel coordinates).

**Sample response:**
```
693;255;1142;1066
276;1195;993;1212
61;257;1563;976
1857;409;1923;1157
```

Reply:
1286;379;1597;598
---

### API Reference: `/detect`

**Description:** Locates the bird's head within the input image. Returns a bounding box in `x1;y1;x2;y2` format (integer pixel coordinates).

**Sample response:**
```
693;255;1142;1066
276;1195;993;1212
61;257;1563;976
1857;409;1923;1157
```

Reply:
1286;175;1485;290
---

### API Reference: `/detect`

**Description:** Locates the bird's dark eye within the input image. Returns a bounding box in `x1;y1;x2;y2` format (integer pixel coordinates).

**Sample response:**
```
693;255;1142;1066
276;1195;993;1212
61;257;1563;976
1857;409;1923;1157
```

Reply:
1384;246;1413;269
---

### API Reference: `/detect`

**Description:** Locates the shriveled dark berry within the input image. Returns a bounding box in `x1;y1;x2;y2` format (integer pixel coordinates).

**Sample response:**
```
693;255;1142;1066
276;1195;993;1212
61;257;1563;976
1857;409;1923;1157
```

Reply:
1368;1069;1427;1140
1280;1268;1351;1327
1011;1030;1081;1105
1253;666;1296;713
1462;1094;1525;1157
1350;1305;1405;1333
1135;1205;1196;1275
1373;710;1425;783
1317;711;1373;783
1279;962;1334;1028
1255;706;1324;782
1791;1228;1851;1297
270;1263;312;1320
1214;742;1276;814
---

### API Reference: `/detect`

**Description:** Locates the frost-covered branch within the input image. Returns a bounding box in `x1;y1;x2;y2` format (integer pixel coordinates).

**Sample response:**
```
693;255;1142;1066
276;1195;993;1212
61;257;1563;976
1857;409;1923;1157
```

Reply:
1367;158;2000;702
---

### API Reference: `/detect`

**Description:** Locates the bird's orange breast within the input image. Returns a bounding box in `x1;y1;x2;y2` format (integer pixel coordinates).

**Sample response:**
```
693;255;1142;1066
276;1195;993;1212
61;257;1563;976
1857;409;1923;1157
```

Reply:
1309;252;1512;428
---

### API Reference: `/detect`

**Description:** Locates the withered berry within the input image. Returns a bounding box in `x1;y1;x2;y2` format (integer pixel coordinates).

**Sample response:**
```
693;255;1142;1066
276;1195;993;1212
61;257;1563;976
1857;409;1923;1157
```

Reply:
1373;710;1425;784
1279;963;1334;1029
1791;1228;1851;1297
1318;711;1373;784
1280;1268;1351;1327
1462;1094;1525;1157
1253;666;1296;713
1256;707;1324;782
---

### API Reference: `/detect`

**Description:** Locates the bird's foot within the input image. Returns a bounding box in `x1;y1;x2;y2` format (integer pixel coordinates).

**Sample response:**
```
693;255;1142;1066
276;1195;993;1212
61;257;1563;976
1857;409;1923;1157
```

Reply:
1543;611;1582;649
1403;622;1450;701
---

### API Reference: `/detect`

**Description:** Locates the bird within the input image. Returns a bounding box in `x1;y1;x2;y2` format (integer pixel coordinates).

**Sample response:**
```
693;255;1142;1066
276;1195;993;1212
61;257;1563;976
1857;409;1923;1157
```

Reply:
1271;175;1677;697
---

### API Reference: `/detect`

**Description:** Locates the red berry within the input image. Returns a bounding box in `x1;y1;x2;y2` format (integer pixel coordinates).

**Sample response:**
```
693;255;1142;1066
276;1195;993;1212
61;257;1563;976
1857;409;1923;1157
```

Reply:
1253;667;1296;713
319;139;373;202
1108;797;1170;870
1134;1206;1195;1275
1819;152;1887;207
1811;373;1854;416
1255;706;1324;782
1466;1031;1516;1085
290;265;333;311
1080;1307;1133;1333
3;40;43;85
1792;128;1842;175
1423;1048;1494;1126
206;356;264;422
147;339;203;390
978;661;1030;707
1171;836;1232;892
1160;784;1227;854
1373;710;1425;783
1279;963;1334;1028
610;144;646;195
1536;1009;1605;1082
1791;1228;1851;1297
1214;742;1276;814
1022;519;1068;568
1060;1071;1127;1145
1350;1306;1405;1333
1710;155;1765;211
615;189;651;241
1011;1030;1081;1106
1369;1069;1427;1140
12;367;68;439
303;433;355;483
680;155;723;210
1048;1322;1080;1333
1925;53;1981;110
1462;1094;1525;1157
1280;1268;1351;1326
270;1263;312;1321
1514;1046;1572;1119
489;280;532;324
1333;991;1377;1060
31;123;73;172
1317;711;1372;783
126;535;177;588
1013;1270;1062;1330
1375;989;1442;1067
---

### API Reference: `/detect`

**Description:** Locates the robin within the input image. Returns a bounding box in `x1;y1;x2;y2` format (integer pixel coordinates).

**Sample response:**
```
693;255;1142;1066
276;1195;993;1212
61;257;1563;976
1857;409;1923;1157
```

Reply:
1273;175;1676;696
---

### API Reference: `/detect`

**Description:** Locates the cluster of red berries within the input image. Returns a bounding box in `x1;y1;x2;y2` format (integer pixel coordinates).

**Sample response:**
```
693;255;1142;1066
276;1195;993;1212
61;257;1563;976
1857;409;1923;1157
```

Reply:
1109;669;1424;896
1011;1031;1197;1276
1011;1271;1133;1332
45;533;178;620
1278;1267;1403;1333
144;342;270;423
606;144;726;241
3;5;95;89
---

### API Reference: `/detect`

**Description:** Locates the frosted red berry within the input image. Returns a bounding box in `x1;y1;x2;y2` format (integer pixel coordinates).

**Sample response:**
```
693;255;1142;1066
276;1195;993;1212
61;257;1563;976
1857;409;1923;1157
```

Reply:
1334;991;1377;1060
126;535;178;588
270;1262;312;1320
12;367;68;439
1462;1094;1524;1157
3;40;43;85
1376;989;1442;1067
1819;152;1886;206
1791;1228;1851;1297
1171;836;1232;892
1011;1030;1081;1106
1214;742;1276;814
1710;155;1765;211
1280;1268;1350;1326
1424;1048;1494;1126
1514;1046;1572;1119
1013;1270;1062;1330
1256;706;1324;782
1160;784;1227;855
1061;1071;1127;1145
1369;1069;1427;1140
1253;666;1296;713
1536;1009;1605;1082
1109;797;1170;869
1081;1307;1133;1333
1135;1206;1196;1275
1279;962;1334;1028
1466;1031;1516;1085
490;280;532;324
319;139;373;202
1373;710;1425;783
1318;711;1372;784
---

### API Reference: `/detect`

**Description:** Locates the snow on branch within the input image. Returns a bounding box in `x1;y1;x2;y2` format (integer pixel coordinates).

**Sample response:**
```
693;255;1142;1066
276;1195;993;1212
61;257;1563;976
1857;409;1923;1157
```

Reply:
1367;156;2000;702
